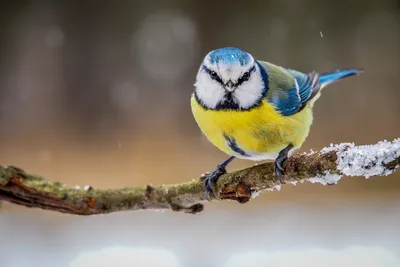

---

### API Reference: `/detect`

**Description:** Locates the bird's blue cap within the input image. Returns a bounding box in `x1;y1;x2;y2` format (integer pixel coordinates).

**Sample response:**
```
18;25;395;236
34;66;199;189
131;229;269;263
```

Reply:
207;47;251;66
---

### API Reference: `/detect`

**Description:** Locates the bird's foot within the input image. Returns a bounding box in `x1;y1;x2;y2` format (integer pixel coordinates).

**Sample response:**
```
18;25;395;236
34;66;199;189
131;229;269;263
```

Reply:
274;157;287;184
204;165;227;201
274;144;294;184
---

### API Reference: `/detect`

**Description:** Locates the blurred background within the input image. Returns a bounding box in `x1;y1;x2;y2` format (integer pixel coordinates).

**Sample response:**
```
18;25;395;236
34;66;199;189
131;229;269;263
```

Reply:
0;0;399;266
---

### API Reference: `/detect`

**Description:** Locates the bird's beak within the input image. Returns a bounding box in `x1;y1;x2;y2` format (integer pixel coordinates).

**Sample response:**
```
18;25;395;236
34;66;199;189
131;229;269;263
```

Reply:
225;80;235;92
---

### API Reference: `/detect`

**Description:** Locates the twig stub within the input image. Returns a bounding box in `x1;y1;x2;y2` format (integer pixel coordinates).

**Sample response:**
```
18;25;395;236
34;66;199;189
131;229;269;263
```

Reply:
0;139;399;214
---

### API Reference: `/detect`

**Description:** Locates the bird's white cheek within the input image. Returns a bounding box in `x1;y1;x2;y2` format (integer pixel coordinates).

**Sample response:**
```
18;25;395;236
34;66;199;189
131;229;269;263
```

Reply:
234;76;264;109
195;72;225;109
234;89;259;109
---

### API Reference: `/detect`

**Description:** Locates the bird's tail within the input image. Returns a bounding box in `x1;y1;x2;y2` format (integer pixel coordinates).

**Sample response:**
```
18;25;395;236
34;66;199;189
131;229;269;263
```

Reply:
319;68;364;88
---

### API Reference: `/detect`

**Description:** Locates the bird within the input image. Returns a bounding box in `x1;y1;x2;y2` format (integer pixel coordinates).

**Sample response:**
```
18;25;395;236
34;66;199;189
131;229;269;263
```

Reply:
190;47;364;200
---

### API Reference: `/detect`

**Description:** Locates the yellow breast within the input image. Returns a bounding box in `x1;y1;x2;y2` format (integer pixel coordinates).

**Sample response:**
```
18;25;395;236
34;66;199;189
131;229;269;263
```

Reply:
190;94;313;160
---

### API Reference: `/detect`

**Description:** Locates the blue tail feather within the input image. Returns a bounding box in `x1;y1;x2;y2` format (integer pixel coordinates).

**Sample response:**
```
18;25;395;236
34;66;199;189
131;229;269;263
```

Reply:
319;68;364;86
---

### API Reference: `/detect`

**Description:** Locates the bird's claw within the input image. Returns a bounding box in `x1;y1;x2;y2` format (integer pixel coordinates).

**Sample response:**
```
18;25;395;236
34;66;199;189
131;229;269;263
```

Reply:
274;158;287;184
204;166;227;201
273;144;293;184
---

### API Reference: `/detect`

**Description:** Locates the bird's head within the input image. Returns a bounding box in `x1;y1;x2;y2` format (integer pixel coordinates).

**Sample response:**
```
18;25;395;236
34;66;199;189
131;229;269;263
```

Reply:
194;47;267;110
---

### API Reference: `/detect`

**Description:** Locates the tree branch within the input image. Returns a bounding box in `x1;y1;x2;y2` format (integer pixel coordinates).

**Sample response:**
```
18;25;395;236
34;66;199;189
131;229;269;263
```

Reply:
1;139;399;215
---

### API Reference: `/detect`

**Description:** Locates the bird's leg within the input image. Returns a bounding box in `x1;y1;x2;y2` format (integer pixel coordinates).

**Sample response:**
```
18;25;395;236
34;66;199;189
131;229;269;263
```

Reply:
204;156;236;201
274;144;294;183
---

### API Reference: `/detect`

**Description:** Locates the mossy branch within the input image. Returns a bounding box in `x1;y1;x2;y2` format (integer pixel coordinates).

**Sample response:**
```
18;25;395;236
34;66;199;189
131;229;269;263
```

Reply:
1;139;399;215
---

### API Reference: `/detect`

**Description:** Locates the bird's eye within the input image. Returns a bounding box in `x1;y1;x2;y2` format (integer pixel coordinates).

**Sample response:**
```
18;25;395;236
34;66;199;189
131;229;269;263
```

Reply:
210;71;218;79
242;72;250;81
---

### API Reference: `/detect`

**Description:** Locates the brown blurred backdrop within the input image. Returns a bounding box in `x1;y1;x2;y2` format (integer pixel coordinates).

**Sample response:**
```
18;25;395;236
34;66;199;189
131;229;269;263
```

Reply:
0;1;399;267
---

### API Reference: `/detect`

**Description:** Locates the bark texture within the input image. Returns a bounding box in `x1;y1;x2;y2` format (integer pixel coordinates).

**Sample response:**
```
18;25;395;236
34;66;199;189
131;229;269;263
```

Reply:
1;139;399;215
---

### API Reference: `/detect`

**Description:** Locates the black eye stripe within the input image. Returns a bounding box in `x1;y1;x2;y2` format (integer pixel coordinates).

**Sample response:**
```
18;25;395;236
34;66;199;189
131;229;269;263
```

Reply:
237;65;256;86
202;65;256;87
203;66;223;84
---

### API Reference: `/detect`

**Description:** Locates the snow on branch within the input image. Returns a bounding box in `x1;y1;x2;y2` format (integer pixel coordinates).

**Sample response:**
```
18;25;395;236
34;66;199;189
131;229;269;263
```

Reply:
0;138;399;215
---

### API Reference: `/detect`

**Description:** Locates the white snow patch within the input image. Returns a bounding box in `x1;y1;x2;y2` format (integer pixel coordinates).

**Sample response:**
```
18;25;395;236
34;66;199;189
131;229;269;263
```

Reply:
251;183;283;198
290;181;298;186
308;171;342;185
83;185;91;191
322;138;400;178
266;185;281;192
251;190;260;199
258;184;283;194
301;149;317;156
307;149;316;155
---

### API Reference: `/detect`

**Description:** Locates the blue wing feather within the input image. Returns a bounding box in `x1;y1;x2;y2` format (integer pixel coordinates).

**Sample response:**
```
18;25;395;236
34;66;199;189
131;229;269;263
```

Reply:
268;88;302;116
294;72;314;101
262;62;362;116
270;70;320;116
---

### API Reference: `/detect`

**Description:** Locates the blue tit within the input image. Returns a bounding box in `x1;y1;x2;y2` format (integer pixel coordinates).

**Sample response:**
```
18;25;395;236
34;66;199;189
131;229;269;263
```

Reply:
190;47;364;200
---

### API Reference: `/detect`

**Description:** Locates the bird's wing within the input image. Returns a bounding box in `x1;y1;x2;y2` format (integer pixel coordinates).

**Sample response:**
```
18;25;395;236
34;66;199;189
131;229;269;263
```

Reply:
258;61;321;116
288;69;321;108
